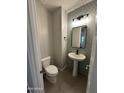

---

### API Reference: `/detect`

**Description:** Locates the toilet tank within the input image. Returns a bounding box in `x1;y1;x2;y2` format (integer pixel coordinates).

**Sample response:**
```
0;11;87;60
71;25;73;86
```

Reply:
41;56;51;68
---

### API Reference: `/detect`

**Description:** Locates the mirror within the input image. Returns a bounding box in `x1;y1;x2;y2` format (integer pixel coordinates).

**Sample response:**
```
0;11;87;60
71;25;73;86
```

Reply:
71;26;87;48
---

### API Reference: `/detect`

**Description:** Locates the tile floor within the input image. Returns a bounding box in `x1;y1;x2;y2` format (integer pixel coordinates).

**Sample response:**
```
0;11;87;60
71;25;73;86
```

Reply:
44;69;88;93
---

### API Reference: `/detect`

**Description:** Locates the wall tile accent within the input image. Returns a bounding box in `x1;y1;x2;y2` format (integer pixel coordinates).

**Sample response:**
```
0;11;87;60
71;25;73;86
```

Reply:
67;1;97;72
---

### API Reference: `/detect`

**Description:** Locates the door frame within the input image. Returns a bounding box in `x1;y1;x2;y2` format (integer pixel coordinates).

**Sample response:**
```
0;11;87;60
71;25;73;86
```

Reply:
86;19;97;93
27;0;44;93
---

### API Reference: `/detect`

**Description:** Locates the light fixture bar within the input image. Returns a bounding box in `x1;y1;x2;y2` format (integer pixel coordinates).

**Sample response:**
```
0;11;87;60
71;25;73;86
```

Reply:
73;14;89;21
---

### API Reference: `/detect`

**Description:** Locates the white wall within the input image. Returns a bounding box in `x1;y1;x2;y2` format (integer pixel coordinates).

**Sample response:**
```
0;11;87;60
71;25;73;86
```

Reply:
35;0;53;61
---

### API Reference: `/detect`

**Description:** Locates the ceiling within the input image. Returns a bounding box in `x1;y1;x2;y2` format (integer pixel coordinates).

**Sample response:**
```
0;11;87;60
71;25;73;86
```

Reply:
40;0;93;12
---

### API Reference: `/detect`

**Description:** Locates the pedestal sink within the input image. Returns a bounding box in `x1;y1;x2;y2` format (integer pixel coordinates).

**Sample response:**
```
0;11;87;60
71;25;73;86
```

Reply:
68;52;86;77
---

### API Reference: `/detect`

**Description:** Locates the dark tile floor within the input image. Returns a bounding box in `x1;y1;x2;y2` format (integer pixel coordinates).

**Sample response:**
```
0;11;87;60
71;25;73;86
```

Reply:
44;69;88;93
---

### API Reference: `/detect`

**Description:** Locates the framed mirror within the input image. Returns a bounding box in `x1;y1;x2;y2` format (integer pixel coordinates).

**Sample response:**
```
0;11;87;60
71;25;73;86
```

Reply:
71;26;87;48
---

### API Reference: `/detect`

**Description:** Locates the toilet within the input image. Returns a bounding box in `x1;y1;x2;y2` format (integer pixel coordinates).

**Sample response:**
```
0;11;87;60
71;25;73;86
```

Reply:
41;56;58;83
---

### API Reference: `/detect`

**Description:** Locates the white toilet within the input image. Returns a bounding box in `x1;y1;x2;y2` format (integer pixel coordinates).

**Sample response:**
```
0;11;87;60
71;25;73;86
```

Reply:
41;56;58;83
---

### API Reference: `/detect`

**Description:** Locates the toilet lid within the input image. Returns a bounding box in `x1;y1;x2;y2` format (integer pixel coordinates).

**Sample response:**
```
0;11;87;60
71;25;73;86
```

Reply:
45;65;58;75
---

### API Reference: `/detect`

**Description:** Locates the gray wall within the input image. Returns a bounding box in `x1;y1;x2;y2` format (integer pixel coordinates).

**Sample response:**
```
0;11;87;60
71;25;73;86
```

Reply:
52;7;67;70
35;0;54;62
67;1;97;69
52;8;62;67
35;0;68;69
61;8;68;70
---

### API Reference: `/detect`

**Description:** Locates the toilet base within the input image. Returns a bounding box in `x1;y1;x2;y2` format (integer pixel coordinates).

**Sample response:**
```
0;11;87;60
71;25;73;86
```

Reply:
46;75;57;84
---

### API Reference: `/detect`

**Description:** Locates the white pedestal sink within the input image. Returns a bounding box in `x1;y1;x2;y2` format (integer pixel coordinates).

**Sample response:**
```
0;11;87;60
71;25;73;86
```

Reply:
68;52;86;77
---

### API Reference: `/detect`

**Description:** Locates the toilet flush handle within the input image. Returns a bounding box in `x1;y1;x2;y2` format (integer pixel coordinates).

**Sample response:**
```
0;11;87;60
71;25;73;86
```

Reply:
40;70;45;74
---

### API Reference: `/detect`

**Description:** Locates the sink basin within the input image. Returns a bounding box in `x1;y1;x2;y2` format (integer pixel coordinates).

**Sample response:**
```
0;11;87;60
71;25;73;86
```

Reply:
68;52;86;61
68;52;86;77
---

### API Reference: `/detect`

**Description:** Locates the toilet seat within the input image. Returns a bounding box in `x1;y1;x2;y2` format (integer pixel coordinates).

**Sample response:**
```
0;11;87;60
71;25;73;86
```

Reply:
45;65;58;76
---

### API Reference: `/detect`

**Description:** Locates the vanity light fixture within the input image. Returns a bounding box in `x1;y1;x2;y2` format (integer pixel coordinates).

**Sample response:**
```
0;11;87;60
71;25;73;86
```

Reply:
73;14;89;21
72;14;89;27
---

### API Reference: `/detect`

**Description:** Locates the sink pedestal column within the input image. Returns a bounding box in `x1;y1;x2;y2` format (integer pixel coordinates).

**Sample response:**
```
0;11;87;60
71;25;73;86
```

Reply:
73;60;78;77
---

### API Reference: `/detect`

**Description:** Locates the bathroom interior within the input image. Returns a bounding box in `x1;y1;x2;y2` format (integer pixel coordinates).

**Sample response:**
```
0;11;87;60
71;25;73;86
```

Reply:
28;0;97;93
